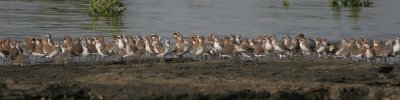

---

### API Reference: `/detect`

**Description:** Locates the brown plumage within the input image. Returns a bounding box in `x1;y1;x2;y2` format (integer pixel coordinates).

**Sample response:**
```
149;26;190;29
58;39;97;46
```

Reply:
32;38;45;56
72;38;83;56
12;51;29;66
221;37;234;54
9;42;19;61
1;38;11;52
42;36;53;54
373;40;392;58
55;44;74;63
249;39;264;56
283;35;298;51
63;36;73;46
25;38;36;53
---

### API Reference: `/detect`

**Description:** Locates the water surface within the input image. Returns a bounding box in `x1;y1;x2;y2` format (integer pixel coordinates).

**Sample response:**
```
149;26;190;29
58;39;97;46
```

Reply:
0;0;399;40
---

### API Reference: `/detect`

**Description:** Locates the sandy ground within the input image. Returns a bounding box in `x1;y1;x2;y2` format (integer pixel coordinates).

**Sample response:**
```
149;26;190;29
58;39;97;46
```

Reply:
1;59;400;100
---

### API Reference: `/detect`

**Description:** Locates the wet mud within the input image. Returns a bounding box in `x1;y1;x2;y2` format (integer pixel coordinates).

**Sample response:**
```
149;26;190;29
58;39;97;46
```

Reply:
1;59;400;100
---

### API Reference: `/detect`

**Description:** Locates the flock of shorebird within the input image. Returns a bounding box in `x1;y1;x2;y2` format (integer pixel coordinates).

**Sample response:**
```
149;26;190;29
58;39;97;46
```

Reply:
0;32;399;66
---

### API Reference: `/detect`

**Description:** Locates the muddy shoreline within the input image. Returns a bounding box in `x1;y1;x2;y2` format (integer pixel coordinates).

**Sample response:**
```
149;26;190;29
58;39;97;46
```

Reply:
1;60;400;99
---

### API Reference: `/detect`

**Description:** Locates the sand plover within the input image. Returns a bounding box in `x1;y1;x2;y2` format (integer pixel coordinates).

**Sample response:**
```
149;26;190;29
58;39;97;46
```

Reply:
373;39;393;62
220;37;235;59
283;35;299;51
155;40;171;62
24;37;36;53
249;39;265;58
72;38;83;56
12;51;29;66
95;38;113;64
299;38;313;55
334;39;351;58
263;36;274;54
349;40;366;60
271;35;289;58
45;42;60;63
32;38;45;58
43;34;54;54
392;37;400;56
315;38;328;58
363;41;375;62
9;42;20;61
55;44;74;65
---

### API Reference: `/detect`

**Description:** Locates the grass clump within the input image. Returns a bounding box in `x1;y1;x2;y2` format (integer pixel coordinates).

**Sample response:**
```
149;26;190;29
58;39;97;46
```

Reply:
90;0;127;17
331;0;373;7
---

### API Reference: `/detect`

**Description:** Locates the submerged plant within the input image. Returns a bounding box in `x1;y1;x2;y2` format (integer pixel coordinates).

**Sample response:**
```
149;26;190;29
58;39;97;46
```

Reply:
90;0;127;17
331;0;373;7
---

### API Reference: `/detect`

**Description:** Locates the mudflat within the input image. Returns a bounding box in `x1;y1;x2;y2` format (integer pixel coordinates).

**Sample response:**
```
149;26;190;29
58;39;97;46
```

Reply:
0;59;400;100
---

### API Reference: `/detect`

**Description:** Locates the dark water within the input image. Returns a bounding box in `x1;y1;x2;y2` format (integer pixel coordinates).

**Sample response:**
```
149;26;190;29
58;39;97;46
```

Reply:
0;0;399;40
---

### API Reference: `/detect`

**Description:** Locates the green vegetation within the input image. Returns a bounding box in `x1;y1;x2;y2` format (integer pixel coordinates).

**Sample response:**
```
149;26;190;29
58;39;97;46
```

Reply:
331;0;373;7
282;0;289;6
90;0;127;17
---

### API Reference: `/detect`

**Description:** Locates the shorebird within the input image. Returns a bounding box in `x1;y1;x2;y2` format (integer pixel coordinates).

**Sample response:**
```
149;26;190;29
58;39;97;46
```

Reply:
175;37;192;58
123;38;138;58
249;39;265;58
271;35;289;58
334;39;351;58
220;37;235;59
263;36;274;54
152;37;165;55
172;32;186;58
392;37;400;56
86;37;98;55
364;42;375;61
42;34;54;54
299;38;313;55
255;35;265;47
95;38;113;63
0;47;9;65
190;35;208;60
12;51;29;66
72;38;83;56
63;36;73;46
1;38;11;52
349;40;366;61
327;44;337;56
55;44;74;65
233;38;251;59
283;35;298;51
212;35;223;54
315;38;328;58
32;38;45;62
81;42;93;64
373;39;393;62
105;38;116;55
8;42;20;61
24;37;36;53
44;42;60;63
144;36;155;58
155;40;170;62
132;37;146;60
115;35;125;49
173;32;184;44
234;34;242;44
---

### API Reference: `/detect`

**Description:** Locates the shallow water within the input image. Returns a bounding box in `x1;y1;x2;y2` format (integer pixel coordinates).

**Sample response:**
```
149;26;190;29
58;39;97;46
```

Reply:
0;0;399;40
